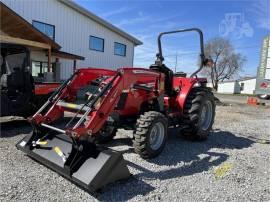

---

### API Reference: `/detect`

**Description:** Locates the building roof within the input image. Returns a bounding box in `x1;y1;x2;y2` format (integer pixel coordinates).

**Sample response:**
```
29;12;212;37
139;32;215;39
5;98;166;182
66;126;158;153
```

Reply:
1;2;84;61
58;0;143;46
219;80;237;84
219;76;257;84
0;2;61;50
237;76;256;81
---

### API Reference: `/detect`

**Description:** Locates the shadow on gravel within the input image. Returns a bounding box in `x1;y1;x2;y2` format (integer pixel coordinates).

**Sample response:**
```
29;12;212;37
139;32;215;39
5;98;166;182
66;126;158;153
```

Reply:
0;121;32;138
0;117;79;138
96;129;255;201
132;128;254;176
128;129;254;178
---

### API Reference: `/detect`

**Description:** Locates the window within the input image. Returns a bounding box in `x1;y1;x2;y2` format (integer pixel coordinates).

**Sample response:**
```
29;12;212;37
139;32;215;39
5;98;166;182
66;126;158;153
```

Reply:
33;20;55;40
240;83;244;91
89;36;104;52
31;61;49;77
31;61;41;77
114;42;126;56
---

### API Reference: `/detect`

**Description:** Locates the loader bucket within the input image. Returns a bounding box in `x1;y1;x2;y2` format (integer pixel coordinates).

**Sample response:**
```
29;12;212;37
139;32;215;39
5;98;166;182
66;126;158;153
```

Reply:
16;132;131;192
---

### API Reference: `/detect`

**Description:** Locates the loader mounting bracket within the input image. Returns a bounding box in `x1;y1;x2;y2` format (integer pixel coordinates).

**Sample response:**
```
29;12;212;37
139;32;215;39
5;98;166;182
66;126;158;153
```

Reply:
64;139;99;176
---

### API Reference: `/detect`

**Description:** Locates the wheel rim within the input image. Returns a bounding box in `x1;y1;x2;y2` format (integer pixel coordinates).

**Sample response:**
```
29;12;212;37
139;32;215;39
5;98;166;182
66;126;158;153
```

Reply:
200;100;213;131
149;122;165;150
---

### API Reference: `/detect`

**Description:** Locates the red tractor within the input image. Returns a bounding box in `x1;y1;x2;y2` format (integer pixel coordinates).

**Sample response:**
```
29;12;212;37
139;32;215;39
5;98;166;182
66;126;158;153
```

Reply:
17;28;215;192
0;43;61;119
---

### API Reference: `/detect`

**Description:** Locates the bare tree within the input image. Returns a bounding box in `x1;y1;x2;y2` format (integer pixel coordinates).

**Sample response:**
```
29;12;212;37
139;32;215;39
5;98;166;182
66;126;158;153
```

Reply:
202;37;246;90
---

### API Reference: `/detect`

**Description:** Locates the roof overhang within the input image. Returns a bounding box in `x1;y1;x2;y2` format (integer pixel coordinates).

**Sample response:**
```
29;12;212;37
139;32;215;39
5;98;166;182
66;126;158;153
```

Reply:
0;2;61;50
0;35;51;49
51;50;85;60
1;2;85;62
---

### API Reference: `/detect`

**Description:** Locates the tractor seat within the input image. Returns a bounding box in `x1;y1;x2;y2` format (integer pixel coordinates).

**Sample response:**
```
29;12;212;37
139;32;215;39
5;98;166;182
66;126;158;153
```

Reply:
174;71;187;77
7;67;24;89
149;63;174;96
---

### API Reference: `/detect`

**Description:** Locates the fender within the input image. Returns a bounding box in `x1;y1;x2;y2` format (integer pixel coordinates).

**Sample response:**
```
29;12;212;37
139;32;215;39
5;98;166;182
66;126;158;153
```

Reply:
174;77;207;113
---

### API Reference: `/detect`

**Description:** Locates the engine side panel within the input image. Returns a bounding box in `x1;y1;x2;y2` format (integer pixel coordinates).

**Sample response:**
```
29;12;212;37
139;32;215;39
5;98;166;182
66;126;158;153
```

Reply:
117;69;165;116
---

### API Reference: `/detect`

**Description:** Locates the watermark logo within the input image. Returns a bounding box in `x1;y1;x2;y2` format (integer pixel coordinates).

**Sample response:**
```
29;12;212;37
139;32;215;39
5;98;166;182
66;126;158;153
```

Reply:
219;13;254;38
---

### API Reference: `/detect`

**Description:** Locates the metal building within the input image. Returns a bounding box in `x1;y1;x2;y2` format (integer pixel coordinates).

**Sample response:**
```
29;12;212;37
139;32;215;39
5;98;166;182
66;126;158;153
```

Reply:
1;0;142;80
217;77;257;95
238;77;257;95
217;80;240;94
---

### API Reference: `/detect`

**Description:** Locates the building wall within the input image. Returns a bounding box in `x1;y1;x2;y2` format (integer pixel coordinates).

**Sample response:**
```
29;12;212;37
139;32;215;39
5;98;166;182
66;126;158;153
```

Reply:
2;0;135;79
239;78;256;95
235;82;241;93
206;82;213;88
217;79;256;95
217;81;238;94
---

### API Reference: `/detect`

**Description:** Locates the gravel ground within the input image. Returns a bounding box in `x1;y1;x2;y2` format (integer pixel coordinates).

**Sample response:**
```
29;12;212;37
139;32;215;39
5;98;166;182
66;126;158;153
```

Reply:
214;93;270;105
0;104;270;201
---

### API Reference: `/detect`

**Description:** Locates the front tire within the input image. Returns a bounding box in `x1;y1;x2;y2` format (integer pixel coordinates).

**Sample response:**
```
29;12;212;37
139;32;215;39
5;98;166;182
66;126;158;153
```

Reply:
182;87;215;140
133;111;168;159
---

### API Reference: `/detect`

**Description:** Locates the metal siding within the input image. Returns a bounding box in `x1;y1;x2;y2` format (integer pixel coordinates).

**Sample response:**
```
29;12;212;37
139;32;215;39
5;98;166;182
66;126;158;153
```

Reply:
239;79;256;95
217;82;237;94
2;0;135;79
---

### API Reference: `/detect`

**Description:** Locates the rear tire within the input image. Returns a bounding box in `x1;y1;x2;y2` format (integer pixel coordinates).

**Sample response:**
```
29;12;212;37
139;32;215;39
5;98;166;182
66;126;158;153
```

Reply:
182;87;215;140
133;111;168;159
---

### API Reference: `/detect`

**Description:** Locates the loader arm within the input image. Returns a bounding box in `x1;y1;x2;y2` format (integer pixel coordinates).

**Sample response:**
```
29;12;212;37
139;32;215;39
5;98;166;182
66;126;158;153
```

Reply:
30;68;163;139
71;68;163;138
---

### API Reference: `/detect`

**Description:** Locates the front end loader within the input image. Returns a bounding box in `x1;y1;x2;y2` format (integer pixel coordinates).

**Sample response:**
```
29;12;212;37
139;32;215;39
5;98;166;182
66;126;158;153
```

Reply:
17;28;215;192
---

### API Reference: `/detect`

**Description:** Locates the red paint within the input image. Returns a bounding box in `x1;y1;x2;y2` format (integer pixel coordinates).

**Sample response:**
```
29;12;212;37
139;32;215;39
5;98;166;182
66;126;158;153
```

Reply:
35;83;61;95
247;97;258;105
31;67;206;138
260;82;268;88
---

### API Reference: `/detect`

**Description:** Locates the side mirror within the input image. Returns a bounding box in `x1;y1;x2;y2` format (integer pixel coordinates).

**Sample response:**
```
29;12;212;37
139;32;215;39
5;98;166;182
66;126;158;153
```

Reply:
203;58;214;68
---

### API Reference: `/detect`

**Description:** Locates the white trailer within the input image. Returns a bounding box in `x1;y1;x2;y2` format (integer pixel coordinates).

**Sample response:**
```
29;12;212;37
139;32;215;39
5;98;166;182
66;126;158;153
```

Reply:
217;81;240;94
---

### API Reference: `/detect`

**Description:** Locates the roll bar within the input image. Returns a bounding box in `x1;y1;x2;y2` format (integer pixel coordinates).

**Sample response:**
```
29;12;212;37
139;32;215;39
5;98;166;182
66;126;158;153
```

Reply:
156;28;206;77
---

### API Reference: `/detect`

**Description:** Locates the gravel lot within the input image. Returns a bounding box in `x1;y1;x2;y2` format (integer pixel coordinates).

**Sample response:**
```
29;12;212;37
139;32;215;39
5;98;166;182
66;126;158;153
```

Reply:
0;103;270;201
